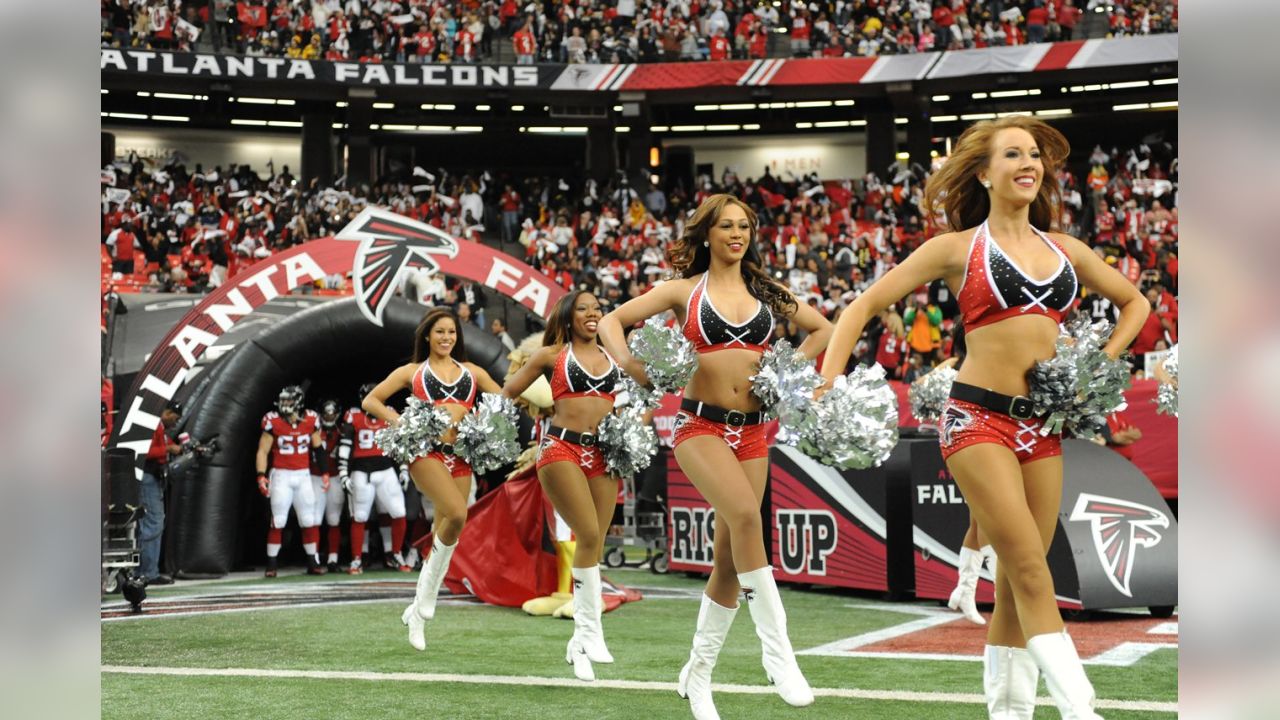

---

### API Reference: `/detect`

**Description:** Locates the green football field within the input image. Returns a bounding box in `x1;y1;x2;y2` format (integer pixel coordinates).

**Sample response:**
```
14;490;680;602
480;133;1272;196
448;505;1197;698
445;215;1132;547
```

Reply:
101;567;1177;719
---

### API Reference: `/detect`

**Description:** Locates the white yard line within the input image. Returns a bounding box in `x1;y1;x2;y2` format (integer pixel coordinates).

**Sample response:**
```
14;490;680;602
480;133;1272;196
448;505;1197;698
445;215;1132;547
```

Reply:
101;664;1177;713
800;611;962;656
101;597;478;622
1089;642;1179;667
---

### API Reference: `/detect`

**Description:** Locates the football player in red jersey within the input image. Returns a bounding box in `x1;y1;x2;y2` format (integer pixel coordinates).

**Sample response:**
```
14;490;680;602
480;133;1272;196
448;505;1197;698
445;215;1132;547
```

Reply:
338;384;411;575
315;399;346;573
256;385;329;577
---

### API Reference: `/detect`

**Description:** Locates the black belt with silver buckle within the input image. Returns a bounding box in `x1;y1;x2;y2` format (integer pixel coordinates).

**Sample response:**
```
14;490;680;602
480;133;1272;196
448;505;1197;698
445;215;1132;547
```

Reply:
949;382;1038;421
547;425;598;447
680;398;766;427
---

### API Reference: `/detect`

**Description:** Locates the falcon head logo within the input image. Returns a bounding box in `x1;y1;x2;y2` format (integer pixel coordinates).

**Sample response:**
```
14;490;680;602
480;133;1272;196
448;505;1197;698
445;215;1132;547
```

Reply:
1069;493;1169;598
337;207;460;326
939;404;973;447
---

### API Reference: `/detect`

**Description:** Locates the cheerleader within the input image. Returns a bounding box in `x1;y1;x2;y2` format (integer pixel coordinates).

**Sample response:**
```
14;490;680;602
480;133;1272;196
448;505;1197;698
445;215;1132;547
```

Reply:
363;308;503;651
821;117;1148;719
599;194;832;719
502;290;626;681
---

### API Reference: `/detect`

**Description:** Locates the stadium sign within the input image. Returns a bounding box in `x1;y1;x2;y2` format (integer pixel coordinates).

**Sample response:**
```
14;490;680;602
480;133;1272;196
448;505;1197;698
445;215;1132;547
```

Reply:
100;49;547;88
101;37;1176;95
112;208;565;479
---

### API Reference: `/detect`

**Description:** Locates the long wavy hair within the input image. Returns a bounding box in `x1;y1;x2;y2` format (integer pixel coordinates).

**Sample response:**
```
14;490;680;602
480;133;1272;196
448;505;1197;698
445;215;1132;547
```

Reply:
668;193;797;316
413;308;467;363
922;116;1070;233
543;290;594;347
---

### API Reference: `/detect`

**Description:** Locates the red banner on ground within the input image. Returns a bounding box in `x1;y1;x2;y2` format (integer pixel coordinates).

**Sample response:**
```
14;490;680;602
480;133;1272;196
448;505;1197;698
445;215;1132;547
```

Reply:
435;473;560;607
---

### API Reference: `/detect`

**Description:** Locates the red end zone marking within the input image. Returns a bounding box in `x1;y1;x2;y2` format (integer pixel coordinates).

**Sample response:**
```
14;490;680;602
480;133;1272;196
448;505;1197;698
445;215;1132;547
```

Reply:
855;614;1177;661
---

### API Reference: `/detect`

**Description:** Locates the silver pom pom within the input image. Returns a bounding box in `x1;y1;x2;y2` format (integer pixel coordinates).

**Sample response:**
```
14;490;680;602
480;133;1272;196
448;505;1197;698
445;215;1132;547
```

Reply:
597;407;659;478
627;317;698;393
374;397;453;464
909;366;958;425
1156;345;1178;417
454;393;523;475
787;365;899;470
1028;317;1132;437
750;339;823;424
613;376;663;412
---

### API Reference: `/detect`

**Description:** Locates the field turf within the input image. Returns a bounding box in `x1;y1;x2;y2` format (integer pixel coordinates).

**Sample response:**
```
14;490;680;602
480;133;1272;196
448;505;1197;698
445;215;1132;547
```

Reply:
102;566;1177;719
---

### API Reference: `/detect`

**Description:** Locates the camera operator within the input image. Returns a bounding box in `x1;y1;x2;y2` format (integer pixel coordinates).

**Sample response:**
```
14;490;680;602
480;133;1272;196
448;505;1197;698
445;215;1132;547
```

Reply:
137;400;182;586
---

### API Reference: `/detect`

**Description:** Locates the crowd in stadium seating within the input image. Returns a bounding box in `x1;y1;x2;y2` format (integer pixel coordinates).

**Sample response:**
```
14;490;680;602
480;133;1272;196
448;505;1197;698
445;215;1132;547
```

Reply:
102;134;1177;376
101;0;1178;64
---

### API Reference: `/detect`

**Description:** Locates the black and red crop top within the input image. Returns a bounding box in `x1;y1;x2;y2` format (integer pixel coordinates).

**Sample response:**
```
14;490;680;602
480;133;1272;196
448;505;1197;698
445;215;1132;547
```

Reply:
957;221;1078;332
682;274;774;354
411;359;477;410
550;345;621;401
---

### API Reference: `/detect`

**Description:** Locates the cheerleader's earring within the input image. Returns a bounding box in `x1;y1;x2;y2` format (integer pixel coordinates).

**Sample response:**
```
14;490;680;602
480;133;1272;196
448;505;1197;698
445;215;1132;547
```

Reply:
704;241;710;247
981;178;992;189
